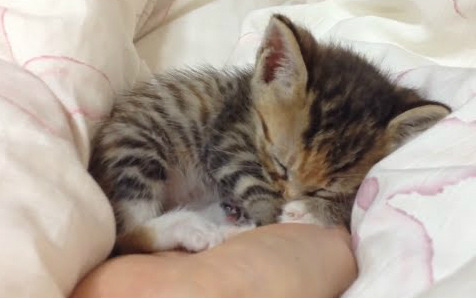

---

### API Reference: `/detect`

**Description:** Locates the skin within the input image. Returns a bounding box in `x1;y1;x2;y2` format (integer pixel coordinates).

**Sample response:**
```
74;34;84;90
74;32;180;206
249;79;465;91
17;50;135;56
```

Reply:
70;224;357;298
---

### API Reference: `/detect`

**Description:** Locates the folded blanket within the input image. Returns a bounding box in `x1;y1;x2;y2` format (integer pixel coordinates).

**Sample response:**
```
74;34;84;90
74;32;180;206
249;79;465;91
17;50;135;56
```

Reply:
0;0;172;296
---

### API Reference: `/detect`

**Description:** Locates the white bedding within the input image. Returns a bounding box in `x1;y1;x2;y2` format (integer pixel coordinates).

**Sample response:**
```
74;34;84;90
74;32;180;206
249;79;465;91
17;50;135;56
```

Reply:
1;0;475;297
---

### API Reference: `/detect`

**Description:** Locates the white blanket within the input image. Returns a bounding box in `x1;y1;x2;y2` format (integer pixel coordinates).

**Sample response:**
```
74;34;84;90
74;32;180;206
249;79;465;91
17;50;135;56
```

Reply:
1;0;475;297
0;0;159;296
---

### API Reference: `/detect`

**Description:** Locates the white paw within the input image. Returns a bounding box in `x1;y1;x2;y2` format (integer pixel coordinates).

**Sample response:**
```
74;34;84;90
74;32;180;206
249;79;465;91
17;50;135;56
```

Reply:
279;200;324;225
173;216;224;252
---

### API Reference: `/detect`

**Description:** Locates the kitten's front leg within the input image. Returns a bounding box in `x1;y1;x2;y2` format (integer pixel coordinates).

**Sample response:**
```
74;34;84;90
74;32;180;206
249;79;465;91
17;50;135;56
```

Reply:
116;202;256;254
116;209;225;254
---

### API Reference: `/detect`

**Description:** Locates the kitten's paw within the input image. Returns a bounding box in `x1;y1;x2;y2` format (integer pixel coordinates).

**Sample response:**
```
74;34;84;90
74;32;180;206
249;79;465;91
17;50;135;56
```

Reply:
279;200;324;225
174;217;224;252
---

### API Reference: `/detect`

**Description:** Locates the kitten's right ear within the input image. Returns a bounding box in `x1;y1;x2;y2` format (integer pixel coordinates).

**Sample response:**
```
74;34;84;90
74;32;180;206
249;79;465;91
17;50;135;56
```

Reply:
387;103;450;149
252;14;308;102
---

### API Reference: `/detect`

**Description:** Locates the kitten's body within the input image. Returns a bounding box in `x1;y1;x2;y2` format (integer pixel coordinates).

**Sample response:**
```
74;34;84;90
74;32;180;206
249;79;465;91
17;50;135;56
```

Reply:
91;69;259;252
90;15;450;254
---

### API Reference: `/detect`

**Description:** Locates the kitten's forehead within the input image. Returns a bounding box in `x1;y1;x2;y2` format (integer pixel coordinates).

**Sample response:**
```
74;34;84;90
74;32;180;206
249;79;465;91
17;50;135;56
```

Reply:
255;99;310;148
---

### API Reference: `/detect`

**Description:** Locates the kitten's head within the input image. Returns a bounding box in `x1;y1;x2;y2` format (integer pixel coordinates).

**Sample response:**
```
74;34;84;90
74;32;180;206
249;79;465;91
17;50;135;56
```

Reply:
250;14;450;224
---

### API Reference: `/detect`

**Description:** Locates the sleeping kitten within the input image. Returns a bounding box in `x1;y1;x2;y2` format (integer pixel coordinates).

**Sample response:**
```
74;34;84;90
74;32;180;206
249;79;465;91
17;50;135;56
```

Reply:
89;14;450;254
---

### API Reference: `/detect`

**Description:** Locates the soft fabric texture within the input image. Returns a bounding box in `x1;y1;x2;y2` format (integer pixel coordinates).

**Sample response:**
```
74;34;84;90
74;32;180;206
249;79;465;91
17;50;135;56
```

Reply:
1;0;475;297
0;0;170;296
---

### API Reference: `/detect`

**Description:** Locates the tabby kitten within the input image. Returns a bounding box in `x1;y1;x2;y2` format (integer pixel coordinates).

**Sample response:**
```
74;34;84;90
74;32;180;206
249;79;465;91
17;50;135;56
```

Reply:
89;14;450;254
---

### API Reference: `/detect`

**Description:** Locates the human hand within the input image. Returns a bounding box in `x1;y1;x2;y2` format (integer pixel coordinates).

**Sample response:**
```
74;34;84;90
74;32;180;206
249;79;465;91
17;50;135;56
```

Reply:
71;224;356;298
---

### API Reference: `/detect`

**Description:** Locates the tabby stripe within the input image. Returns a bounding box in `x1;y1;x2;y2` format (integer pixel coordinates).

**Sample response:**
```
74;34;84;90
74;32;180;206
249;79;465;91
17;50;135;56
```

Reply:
112;155;144;168
241;185;280;201
150;99;169;119
328;136;374;174
220;150;257;163
231;129;255;151
219;143;249;155
209;150;258;177
219;171;247;193
168;119;194;151
150;93;196;153
207;152;230;172
112;155;167;181
120;112;158;137
164;81;187;113
112;175;151;200
139;158;167;180
237;160;265;180
117;113;172;161
115;137;151;150
114;136;168;163
187;82;210;126
226;81;234;92
213;156;261;179
207;130;225;150
214;164;242;181
190;120;202;150
199;76;217;99
219;169;265;193
142;91;191;152
234;176;271;197
217;79;228;95
144;100;193;154
138;132;170;162
122;94;150;110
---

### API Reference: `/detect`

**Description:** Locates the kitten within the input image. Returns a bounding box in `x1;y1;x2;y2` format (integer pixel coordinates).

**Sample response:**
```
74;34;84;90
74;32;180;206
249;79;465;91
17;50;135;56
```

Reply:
89;14;450;254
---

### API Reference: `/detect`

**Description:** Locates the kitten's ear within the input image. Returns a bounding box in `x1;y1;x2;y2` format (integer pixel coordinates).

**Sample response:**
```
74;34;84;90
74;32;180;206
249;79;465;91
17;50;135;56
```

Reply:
387;103;450;148
252;14;307;101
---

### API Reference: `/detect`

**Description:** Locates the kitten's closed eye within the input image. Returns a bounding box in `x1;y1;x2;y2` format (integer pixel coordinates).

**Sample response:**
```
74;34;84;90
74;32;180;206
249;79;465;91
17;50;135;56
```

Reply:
305;188;333;198
305;188;325;197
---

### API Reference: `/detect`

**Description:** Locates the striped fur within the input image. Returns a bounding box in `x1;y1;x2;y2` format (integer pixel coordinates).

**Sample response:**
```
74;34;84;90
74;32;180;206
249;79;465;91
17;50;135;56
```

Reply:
89;14;450;253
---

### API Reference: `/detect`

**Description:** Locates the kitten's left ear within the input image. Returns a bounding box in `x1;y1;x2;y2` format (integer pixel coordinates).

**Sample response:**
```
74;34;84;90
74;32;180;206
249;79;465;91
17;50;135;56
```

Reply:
387;103;450;148
252;14;308;101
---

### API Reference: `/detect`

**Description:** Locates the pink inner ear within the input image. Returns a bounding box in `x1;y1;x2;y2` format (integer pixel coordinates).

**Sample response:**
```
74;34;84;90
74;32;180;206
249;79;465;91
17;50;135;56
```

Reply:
263;27;286;83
